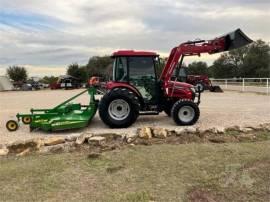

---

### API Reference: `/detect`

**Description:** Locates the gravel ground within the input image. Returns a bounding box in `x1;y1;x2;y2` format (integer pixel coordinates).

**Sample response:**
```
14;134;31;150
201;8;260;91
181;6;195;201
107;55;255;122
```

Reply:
1;89;270;144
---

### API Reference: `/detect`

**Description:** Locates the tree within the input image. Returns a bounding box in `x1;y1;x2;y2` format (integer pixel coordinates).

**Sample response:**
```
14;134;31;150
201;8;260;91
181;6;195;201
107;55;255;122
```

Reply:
241;40;270;77
86;56;113;79
6;66;28;82
41;76;58;84
210;39;270;78
209;55;236;78
187;61;208;75
67;63;88;82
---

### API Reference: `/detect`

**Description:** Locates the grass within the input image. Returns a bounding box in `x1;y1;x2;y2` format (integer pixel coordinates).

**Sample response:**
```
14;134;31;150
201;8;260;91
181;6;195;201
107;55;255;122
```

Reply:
0;141;270;201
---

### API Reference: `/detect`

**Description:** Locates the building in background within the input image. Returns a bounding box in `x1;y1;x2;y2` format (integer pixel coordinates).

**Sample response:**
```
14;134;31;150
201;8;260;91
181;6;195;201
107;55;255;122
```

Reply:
0;76;14;91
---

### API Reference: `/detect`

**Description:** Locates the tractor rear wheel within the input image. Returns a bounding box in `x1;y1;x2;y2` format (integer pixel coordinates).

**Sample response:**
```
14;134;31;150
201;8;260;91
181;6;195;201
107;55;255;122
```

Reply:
171;100;200;125
99;88;140;128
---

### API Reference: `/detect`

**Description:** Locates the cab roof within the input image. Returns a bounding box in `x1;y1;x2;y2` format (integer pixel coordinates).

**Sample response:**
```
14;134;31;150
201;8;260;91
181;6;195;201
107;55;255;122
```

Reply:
112;50;158;57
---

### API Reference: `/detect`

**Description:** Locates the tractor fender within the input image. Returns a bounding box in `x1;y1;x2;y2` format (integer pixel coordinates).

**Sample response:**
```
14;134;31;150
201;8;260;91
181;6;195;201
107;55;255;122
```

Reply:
105;81;144;106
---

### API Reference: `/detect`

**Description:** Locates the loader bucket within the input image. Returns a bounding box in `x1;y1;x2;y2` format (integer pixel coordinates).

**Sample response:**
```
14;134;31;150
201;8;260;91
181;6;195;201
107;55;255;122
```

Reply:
210;85;223;93
219;28;253;51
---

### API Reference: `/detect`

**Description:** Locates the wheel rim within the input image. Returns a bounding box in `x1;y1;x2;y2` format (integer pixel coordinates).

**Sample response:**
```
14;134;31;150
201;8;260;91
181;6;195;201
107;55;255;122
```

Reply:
108;99;130;121
23;117;31;123
196;83;203;91
178;106;195;123
8;122;17;130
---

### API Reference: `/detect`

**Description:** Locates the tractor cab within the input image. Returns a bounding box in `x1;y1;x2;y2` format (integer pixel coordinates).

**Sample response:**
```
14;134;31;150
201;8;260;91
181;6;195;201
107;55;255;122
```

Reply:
111;50;160;105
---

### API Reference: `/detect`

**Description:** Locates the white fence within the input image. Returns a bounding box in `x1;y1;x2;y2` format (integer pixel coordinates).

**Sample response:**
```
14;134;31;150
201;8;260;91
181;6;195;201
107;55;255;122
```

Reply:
211;78;270;94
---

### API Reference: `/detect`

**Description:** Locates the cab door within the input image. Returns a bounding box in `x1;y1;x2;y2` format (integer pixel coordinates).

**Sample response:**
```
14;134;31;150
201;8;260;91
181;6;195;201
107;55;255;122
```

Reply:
128;56;158;103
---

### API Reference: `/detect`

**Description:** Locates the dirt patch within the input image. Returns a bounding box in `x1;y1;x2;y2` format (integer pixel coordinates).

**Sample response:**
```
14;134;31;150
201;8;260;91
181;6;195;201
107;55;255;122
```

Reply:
187;189;218;202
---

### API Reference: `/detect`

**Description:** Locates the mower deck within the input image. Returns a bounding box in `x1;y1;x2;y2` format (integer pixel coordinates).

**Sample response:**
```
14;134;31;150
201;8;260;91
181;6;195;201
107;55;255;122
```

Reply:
6;87;98;132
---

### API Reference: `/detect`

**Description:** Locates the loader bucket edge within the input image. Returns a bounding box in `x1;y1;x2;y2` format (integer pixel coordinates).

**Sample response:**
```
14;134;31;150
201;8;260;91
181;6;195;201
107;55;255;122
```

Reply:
220;28;253;51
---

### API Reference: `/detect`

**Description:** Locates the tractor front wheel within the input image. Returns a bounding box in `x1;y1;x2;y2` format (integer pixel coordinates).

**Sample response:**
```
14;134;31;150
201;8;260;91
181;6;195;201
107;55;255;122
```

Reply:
195;82;205;93
171;100;200;125
99;88;140;128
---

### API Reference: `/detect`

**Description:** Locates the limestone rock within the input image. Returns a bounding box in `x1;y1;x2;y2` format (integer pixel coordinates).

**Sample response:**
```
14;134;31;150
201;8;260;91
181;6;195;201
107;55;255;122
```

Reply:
39;142;76;154
202;127;225;134
65;134;80;142
76;133;93;145
43;137;65;146
216;127;225;134
16;148;31;157
0;148;9;156
260;123;270;131
174;128;186;136
137;127;152;139
152;128;168;139
126;133;138;143
184;126;198;134
240;127;254;133
225;126;241;132
88;136;106;146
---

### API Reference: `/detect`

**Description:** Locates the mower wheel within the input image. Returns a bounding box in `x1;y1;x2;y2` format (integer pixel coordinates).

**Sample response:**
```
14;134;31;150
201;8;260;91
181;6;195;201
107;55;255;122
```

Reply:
6;120;19;132
22;116;32;124
171;100;200;125
195;83;205;93
99;88;140;128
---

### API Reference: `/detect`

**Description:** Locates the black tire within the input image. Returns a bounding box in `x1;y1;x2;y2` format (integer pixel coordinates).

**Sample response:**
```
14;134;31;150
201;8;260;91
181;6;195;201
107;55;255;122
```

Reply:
195;83;205;93
6;120;19;132
22;116;32;125
99;88;140;128
164;107;171;116
163;101;174;117
171;100;200;125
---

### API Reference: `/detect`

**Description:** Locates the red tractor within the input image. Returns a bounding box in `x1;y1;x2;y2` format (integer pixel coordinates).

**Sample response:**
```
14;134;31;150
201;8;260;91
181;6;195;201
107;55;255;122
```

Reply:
99;29;252;128
173;70;223;93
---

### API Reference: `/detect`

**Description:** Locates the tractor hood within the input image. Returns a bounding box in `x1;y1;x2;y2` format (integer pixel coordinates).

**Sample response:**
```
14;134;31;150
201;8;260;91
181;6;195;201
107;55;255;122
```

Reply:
216;28;253;52
167;80;194;89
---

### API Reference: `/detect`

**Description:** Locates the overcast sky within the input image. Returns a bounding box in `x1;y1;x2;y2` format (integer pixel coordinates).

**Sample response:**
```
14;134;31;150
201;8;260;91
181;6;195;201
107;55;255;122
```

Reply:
0;0;269;76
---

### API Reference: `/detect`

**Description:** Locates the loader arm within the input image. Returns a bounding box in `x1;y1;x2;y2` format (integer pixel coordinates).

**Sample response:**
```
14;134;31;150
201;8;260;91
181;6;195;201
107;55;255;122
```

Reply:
160;29;253;87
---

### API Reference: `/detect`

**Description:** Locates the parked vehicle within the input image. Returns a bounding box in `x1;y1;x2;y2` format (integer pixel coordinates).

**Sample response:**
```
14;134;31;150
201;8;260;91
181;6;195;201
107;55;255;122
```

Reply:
173;68;223;92
50;75;81;90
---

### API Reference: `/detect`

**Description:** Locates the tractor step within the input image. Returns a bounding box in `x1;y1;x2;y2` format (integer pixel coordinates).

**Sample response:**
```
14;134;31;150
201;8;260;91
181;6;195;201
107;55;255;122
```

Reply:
139;111;159;115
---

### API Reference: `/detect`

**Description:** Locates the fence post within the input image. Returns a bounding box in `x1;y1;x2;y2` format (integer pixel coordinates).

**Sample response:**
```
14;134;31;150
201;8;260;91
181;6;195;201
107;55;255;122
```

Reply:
225;79;228;89
267;78;269;94
242;78;245;92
